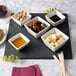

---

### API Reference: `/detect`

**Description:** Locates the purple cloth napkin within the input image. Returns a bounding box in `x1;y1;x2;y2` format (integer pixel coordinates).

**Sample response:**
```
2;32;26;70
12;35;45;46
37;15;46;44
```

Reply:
12;64;42;76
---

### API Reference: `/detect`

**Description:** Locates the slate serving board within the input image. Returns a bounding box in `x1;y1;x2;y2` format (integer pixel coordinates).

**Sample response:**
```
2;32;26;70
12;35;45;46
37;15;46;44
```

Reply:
4;13;72;59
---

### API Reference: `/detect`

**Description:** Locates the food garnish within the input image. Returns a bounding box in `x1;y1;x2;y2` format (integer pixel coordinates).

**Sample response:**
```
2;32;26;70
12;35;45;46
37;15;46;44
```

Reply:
0;54;20;62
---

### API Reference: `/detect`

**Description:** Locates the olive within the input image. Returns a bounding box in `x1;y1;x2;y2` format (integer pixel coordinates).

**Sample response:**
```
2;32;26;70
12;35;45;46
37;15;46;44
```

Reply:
37;21;42;26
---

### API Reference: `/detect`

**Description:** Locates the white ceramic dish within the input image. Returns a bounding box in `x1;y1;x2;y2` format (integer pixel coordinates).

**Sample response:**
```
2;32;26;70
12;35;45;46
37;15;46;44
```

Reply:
24;16;51;38
8;33;30;51
41;28;69;52
45;10;66;26
0;28;7;45
11;9;32;26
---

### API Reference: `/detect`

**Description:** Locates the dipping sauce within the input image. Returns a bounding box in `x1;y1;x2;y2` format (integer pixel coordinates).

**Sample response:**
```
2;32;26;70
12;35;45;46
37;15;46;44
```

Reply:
50;15;61;22
12;37;26;48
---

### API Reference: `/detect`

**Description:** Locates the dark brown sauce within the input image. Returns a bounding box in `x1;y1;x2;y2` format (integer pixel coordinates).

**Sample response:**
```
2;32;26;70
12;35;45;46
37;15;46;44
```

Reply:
50;15;61;22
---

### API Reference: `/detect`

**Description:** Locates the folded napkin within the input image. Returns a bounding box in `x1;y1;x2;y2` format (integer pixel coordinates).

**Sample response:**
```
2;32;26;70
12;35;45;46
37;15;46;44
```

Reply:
12;64;42;76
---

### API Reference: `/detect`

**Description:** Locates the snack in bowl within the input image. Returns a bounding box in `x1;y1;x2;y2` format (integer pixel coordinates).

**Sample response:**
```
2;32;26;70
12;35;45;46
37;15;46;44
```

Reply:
24;16;50;38
11;10;32;26
8;33;30;51
41;28;69;51
28;20;47;33
13;10;29;22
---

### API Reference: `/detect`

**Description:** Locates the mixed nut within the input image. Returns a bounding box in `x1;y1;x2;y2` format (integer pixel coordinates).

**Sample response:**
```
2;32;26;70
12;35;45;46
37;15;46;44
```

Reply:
45;33;65;47
28;21;47;33
13;10;29;22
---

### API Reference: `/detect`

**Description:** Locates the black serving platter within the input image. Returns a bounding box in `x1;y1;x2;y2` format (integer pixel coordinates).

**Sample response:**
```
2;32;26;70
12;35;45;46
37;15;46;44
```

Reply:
4;13;72;59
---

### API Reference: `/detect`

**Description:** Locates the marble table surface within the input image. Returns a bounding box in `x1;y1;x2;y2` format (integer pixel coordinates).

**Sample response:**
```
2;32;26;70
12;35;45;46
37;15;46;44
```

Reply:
0;0;76;76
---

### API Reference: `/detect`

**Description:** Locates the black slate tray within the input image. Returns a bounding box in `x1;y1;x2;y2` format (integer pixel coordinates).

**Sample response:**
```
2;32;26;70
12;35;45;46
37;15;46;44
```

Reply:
4;13;72;59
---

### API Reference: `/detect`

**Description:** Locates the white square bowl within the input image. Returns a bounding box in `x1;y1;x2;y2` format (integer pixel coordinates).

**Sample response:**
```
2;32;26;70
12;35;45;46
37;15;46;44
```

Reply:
8;33;30;51
45;10;66;26
24;16;51;38
11;9;32;26
41;28;69;52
